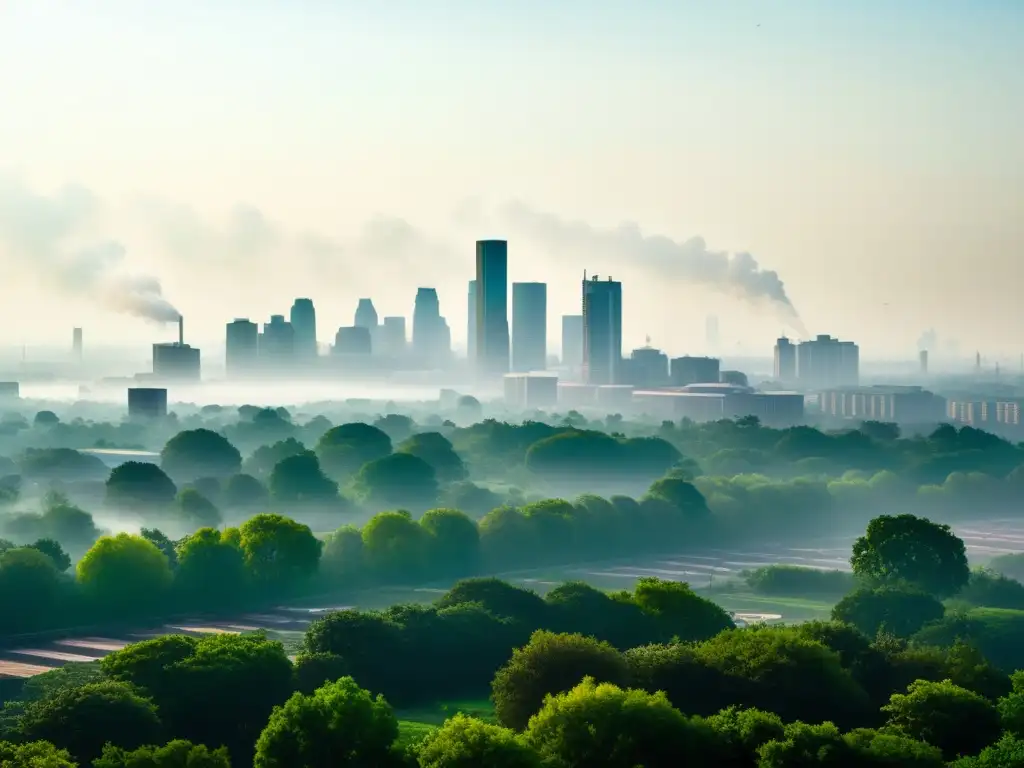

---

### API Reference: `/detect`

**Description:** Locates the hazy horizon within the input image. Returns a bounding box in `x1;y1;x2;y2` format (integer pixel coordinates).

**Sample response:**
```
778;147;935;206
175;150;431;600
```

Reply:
1;1;1021;357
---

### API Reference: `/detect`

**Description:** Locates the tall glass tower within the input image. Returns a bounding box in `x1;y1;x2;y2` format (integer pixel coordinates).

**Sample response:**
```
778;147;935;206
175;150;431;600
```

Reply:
475;240;509;375
582;275;622;385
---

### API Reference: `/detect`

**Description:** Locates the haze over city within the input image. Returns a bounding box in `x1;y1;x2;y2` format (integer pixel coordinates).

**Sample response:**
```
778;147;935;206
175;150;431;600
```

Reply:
1;1;1022;360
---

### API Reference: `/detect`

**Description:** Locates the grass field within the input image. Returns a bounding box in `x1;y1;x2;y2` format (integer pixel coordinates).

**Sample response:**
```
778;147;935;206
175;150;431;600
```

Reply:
395;698;496;747
705;590;835;623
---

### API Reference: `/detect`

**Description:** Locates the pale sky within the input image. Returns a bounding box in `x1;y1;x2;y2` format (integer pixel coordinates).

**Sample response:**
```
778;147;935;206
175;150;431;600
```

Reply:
0;1;1021;362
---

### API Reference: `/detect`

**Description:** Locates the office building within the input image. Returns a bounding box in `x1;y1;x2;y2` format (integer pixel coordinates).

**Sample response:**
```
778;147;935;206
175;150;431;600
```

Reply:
354;298;378;330
796;335;859;389
632;383;804;427
670;356;720;386
333;326;372;356
625;346;669;388
475;240;509;374
412;288;450;366
467;280;477;361
128;387;168;419
225;318;259;377
511;282;547;372
290;298;317;361
774;337;797;383
582;275;622;385
920;350;929;375
72;327;83;361
380;316;407;358
819;385;946;425
561;315;583;369
260;315;295;367
504;373;558;409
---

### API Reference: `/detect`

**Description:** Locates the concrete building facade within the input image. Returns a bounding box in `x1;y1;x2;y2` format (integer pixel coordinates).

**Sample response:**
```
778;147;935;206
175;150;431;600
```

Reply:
511;282;547;372
582;275;622;385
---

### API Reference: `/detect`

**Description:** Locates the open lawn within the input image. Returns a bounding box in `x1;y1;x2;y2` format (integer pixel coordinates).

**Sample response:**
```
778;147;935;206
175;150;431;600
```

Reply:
706;591;835;623
395;698;497;747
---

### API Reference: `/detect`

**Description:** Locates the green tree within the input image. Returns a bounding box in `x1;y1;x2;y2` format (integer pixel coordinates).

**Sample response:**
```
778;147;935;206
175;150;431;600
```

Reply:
756;722;852;767
315;422;393;481
27;537;71;572
140;529;178;569
18;681;162;764
76;534;172;616
174;488;221;528
160;429;242;481
0;547;64;634
361;510;430;581
832;586;945;638
417;714;540;768
844;728;945;767
523;678;722;768
0;740;76;767
437;578;548;625
222;472;269;511
631;577;734;642
398;432;467;482
253;677;398;768
320;525;365;580
998;670;1024;738
105;462;178;512
268;451;339;504
33;410;60;427
103;633;294;764
491;630;630;730
94;739;231;768
882;679;1001;760
293;652;350;695
237;513;321;589
420;508;479;578
702;707;785;768
352;452;439;512
851;514;970;597
243;438;308;479
950;734;1024;767
174;528;248;608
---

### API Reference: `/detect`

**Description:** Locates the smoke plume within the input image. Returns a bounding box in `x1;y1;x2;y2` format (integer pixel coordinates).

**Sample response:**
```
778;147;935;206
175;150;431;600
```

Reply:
0;176;180;323
491;201;806;334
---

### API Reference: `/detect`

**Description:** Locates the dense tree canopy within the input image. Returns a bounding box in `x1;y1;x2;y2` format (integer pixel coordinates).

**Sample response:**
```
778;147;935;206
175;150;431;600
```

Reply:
160;429;242;481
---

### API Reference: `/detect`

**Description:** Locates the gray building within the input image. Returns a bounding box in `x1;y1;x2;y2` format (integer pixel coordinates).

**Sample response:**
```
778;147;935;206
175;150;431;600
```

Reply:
511;282;547;372
128;387;168;419
626;346;669;388
354;298;378;330
226;318;259;377
582;275;622;385
333;326;372;356
774;337;797;383
413;288;450;367
475;240;509;374
153;319;199;381
561;315;583;369
467;280;477;361
797;334;859;389
72;327;83;361
290;298;317;360
670;356;720;386
380;316;407;358
260;315;295;368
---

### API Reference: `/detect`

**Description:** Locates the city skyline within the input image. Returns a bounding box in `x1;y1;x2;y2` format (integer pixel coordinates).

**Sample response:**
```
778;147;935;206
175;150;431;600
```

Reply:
0;3;1021;356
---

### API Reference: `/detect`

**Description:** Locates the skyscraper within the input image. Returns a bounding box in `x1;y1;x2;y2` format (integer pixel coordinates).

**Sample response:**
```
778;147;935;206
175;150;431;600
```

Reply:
561;315;583;368
72;327;83;361
796;335;858;389
381;316;407;358
512;282;547;372
582;275;622;385
412;288;450;367
290;298;317;360
260;315;295;368
467;280;477;361
226;318;259;377
475;240;509;374
354;298;378;330
774;337;796;383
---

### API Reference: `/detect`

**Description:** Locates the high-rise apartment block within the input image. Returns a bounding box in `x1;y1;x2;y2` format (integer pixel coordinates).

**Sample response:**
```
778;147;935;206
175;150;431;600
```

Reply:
290;298;317;360
582;275;622;385
773;337;797;383
670;356;720;386
475;240;509;375
561;315;583;369
511;282;547;372
226;318;259;377
796;334;859;389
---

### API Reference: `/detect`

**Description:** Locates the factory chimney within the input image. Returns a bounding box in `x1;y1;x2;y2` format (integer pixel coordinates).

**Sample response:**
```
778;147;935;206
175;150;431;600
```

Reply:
178;316;184;346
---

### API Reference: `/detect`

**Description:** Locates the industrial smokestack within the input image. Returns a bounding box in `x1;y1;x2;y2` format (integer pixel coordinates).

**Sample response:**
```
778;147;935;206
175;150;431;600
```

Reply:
178;316;184;346
919;349;928;375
